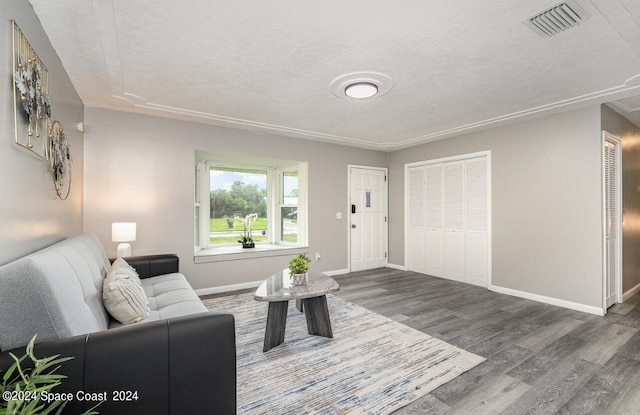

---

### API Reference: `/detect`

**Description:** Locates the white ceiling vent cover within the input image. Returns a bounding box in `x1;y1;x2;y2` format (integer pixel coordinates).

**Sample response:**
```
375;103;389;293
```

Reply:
525;1;589;37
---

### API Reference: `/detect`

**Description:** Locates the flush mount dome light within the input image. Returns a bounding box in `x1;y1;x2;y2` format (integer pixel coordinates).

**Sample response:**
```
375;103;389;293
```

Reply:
344;82;378;99
330;72;393;100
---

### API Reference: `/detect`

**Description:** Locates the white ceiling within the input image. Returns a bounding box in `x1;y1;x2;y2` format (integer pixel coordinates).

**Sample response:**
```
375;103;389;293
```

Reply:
27;0;640;151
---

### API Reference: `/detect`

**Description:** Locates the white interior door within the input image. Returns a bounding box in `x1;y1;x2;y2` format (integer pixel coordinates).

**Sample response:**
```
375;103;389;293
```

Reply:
603;132;622;309
407;166;426;272
350;166;388;272
444;162;465;281
425;165;444;276
405;152;490;288
465;157;489;286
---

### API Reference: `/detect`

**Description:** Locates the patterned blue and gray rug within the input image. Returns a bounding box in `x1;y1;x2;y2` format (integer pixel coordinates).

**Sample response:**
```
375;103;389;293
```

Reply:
203;293;484;414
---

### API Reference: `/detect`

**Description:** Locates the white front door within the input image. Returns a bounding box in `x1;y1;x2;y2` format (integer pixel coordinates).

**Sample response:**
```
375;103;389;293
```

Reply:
349;166;388;272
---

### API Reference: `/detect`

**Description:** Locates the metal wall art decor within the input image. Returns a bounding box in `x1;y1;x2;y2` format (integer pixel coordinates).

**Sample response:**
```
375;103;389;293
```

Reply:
12;21;51;161
49;121;72;200
11;21;73;200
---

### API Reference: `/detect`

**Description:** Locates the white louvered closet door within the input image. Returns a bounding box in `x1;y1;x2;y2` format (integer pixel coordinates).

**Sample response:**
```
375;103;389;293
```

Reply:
407;166;426;272
604;136;621;308
444;162;465;281
405;153;490;287
465;157;489;286
425;165;444;276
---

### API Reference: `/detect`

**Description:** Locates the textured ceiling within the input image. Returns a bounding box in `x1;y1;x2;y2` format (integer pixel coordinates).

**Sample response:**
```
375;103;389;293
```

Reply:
27;0;640;150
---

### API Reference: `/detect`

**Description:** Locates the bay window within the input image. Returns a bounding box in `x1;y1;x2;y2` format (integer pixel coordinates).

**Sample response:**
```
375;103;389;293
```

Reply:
195;152;307;257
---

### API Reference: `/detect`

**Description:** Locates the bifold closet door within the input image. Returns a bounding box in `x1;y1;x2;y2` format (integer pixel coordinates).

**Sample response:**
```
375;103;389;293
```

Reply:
443;162;465;281
406;154;489;287
603;134;621;308
465;157;489;286
425;165;444;276
407;166;426;272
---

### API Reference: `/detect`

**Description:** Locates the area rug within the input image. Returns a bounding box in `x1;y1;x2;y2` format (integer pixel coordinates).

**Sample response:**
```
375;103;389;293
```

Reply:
202;293;484;414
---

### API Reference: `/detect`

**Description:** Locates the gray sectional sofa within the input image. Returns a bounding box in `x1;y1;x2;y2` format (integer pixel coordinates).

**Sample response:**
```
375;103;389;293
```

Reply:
0;233;236;414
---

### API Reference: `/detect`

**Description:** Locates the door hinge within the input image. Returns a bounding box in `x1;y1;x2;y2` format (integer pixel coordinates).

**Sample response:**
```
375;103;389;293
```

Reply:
385;175;387;182
385;252;387;258
385;216;387;223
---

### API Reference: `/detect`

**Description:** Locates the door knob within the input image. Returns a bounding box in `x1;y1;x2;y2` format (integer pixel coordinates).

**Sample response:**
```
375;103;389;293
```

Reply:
352;224;357;228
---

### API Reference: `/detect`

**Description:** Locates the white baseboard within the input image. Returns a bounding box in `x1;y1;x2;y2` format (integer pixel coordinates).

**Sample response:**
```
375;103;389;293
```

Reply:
324;268;350;277
387;263;407;271
195;268;350;296
195;280;262;296
490;285;604;316
623;282;640;301
326;265;407;275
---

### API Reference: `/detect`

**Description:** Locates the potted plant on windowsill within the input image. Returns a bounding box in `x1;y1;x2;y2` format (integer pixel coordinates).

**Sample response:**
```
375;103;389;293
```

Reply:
235;213;257;248
289;253;310;286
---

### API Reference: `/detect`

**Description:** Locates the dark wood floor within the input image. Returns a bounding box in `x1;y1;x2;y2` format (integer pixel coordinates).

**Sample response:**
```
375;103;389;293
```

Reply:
333;268;640;415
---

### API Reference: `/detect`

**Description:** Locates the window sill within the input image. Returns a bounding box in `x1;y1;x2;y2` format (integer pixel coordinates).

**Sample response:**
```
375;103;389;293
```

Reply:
194;244;308;263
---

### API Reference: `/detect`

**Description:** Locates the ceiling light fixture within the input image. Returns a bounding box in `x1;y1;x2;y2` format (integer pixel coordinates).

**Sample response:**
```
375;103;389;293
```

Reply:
344;82;379;99
330;72;394;100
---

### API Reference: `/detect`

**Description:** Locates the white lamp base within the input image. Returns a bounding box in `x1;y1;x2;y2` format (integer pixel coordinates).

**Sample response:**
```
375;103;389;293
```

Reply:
116;243;132;258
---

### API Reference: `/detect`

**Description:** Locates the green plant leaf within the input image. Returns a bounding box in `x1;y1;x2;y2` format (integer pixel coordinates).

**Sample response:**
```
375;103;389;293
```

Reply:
0;334;98;415
38;400;66;415
79;401;103;415
2;355;27;383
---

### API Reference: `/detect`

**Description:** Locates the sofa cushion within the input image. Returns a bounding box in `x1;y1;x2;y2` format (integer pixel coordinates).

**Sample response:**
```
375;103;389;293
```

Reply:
108;273;207;328
0;233;112;351
145;273;207;317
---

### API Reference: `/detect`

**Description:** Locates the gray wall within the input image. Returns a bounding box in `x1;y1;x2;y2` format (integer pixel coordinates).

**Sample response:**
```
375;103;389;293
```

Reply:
84;105;608;308
388;106;604;309
0;1;84;265
602;104;640;293
83;108;386;290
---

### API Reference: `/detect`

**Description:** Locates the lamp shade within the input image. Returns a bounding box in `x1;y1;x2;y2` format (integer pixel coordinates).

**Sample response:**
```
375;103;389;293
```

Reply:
112;222;137;242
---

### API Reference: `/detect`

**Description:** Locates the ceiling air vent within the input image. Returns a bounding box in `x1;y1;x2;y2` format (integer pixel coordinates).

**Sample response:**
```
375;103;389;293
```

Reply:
525;1;589;37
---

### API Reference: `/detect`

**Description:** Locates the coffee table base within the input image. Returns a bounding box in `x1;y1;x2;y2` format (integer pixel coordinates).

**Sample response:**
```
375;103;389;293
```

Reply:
264;301;289;352
263;295;333;352
303;296;333;338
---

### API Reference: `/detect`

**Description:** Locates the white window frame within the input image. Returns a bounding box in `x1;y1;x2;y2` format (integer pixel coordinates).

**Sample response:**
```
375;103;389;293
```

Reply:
194;156;308;261
195;160;208;251
276;165;307;246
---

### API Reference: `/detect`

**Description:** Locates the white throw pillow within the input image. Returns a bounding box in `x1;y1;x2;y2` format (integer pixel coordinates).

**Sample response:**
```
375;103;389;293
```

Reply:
108;258;141;285
103;272;149;324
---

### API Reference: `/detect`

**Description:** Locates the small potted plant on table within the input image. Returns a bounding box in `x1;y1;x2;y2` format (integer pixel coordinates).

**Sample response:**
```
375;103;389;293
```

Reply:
289;253;310;286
